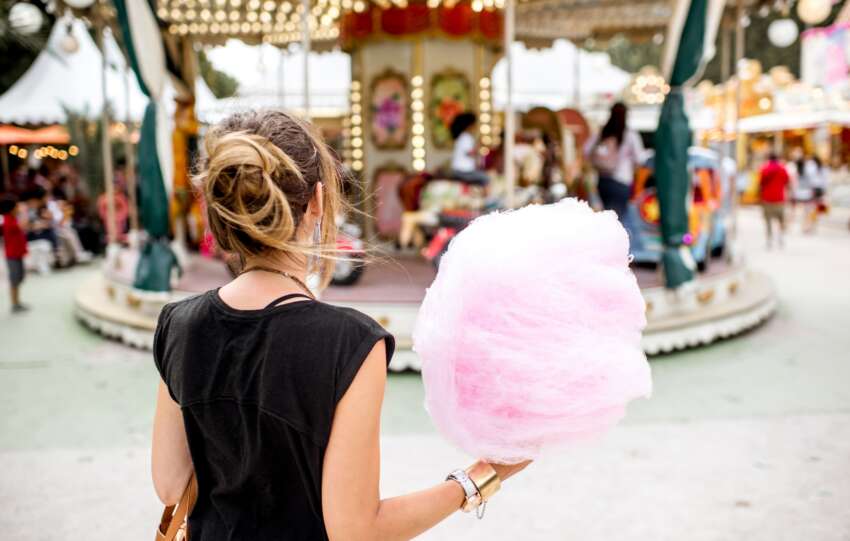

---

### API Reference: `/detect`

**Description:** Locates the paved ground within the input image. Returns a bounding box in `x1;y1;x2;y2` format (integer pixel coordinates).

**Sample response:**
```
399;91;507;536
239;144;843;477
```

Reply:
1;206;849;540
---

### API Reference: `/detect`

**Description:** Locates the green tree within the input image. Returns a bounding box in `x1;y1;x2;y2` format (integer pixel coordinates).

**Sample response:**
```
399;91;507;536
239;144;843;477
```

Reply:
198;49;239;98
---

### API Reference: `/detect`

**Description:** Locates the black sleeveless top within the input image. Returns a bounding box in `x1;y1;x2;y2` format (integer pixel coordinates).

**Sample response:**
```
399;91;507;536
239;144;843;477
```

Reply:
153;289;395;541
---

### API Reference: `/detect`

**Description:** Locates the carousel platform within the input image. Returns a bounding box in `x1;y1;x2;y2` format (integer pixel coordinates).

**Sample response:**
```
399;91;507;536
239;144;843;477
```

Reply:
75;250;776;371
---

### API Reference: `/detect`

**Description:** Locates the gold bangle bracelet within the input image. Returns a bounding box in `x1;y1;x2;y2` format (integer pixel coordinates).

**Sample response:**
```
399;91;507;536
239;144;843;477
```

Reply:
465;460;501;502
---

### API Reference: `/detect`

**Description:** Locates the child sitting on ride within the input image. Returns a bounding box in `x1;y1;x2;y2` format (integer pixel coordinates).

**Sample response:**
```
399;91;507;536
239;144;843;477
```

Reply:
449;112;489;186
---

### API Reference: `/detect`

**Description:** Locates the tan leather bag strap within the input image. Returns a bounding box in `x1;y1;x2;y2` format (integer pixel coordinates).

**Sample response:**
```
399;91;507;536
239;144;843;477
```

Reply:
156;474;198;541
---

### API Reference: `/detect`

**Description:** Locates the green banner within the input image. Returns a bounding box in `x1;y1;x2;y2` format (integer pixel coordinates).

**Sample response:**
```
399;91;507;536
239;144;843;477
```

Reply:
655;0;707;288
113;0;175;291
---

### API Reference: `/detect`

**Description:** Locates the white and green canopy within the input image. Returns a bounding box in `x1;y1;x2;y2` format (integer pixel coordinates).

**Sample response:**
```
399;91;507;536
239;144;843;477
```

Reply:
655;0;724;288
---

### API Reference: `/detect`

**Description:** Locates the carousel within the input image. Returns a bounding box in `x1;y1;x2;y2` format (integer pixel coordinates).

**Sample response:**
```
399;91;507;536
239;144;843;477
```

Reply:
65;0;778;369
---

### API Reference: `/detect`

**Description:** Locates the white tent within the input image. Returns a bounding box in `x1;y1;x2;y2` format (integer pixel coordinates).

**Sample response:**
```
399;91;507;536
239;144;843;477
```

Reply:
0;17;220;126
0;18;148;124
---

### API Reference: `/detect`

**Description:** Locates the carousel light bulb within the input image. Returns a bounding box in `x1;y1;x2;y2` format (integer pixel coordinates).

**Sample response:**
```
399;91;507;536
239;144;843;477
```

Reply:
768;18;798;47
413;112;424;123
69;145;79;156
9;2;44;35
413;159;426;171
472;0;483;11
412;135;425;147
412;124;424;135
352;160;363;170
412;88;423;99
797;0;831;25
351;91;361;101
18;149;28;159
352;126;362;136
411;75;423;87
413;148;426;159
480;77;490;88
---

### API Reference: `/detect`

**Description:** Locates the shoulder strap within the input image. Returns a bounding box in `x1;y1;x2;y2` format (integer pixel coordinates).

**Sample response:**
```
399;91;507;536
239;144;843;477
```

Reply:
263;293;313;310
156;474;197;541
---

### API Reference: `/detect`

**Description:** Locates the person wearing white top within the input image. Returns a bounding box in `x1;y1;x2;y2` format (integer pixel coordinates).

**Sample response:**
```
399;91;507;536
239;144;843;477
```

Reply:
449;113;489;186
584;102;645;220
799;156;828;233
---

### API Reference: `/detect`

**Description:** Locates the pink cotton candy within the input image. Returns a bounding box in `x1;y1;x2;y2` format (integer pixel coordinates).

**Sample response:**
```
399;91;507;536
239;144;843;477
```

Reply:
413;199;652;464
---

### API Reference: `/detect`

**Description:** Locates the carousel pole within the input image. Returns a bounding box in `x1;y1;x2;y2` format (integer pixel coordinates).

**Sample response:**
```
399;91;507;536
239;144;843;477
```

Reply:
503;0;516;208
125;68;139;237
301;0;311;120
277;46;286;108
573;40;580;109
732;0;745;241
97;24;118;249
1;145;9;192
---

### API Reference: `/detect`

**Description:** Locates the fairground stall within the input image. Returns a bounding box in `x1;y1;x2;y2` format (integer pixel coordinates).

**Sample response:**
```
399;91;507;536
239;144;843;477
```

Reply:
61;0;778;368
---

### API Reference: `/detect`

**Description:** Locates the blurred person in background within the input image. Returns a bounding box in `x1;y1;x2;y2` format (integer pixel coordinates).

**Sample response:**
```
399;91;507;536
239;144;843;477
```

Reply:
795;155;828;234
759;153;791;249
1;195;29;313
449;112;489;186
585;102;645;222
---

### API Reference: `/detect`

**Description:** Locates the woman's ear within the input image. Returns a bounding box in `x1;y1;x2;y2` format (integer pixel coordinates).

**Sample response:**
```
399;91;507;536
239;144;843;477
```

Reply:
308;182;324;220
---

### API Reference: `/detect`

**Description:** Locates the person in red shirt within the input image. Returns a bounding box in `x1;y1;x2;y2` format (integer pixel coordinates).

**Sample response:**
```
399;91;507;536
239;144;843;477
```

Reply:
758;153;791;248
1;195;29;313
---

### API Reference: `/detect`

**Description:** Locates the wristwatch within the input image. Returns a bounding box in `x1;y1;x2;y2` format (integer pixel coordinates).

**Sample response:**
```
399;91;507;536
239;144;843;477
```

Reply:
446;469;482;512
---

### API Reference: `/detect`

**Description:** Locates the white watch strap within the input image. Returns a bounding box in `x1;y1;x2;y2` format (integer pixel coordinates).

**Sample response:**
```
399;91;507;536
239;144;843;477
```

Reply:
447;469;480;506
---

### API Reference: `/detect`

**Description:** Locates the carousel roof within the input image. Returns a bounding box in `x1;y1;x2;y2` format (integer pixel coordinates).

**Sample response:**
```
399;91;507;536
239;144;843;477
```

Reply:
155;0;678;50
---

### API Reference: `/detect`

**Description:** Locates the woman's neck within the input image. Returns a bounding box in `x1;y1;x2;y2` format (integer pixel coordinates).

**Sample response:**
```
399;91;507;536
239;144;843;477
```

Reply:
243;253;308;282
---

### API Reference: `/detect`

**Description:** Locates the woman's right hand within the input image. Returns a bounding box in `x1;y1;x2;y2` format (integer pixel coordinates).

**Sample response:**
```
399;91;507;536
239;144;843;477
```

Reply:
490;460;532;481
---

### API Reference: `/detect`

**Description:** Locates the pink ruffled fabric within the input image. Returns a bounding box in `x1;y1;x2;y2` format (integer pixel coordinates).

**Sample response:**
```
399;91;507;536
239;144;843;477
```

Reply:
413;199;652;464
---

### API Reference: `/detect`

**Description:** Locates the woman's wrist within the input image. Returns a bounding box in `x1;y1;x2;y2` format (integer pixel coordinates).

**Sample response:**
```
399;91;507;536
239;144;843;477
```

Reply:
446;460;502;516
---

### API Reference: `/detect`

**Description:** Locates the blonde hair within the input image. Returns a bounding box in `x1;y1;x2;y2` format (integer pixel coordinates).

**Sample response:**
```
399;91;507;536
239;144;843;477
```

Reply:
195;110;345;286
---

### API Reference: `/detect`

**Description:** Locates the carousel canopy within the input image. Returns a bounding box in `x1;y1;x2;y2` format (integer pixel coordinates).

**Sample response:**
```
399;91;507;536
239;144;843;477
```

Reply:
155;0;676;50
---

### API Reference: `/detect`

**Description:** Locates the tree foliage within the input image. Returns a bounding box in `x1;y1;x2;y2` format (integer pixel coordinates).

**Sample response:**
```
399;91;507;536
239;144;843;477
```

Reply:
198;49;239;98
